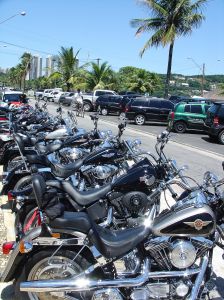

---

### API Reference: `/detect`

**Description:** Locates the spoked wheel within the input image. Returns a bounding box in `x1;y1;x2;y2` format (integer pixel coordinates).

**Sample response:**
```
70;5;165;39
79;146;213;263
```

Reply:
218;130;224;145
15;250;92;300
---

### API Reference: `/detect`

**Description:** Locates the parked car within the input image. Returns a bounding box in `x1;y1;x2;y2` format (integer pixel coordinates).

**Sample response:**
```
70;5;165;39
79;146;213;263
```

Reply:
168;102;211;133
125;97;174;125
119;91;139;96
82;89;117;112
169;95;212;105
95;95;124;115
0;91;28;107
60;92;75;106
34;89;44;99
204;102;224;144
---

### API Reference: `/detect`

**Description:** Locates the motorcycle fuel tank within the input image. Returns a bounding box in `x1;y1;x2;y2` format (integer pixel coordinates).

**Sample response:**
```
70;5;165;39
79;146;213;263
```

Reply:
45;126;69;140
152;192;215;237
83;148;123;165
112;158;157;192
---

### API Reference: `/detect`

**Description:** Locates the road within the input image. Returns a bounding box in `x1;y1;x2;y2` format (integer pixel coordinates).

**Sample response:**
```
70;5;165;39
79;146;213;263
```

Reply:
0;100;223;299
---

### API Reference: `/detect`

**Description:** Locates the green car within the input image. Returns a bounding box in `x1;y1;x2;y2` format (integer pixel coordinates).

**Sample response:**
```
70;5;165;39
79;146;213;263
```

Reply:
168;102;211;133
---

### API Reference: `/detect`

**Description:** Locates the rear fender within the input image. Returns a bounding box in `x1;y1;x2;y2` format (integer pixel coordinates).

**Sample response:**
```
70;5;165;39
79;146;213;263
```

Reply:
1;227;92;282
1;169;31;196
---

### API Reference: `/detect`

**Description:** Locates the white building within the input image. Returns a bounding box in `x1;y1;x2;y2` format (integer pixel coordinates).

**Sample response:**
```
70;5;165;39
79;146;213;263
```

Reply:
28;55;43;80
45;55;59;77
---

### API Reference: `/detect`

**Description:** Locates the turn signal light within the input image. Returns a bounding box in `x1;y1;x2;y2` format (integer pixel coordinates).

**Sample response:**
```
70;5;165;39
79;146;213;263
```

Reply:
19;241;33;254
2;241;15;255
51;233;60;238
7;191;15;202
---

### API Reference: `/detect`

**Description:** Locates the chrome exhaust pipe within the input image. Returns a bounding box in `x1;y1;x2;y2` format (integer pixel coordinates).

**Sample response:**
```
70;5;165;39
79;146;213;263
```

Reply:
20;257;203;294
20;259;150;293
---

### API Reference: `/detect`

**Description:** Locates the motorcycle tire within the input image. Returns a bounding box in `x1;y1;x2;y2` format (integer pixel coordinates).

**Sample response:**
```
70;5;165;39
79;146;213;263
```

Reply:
15;249;91;300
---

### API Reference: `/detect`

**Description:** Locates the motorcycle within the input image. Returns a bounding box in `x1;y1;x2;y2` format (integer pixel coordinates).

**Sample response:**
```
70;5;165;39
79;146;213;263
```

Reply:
2;162;224;300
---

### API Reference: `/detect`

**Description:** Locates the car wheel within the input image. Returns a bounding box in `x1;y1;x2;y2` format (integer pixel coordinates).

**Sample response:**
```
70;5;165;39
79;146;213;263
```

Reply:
101;108;108;116
135;114;145;125
218;130;224;145
83;102;92;112
174;121;186;133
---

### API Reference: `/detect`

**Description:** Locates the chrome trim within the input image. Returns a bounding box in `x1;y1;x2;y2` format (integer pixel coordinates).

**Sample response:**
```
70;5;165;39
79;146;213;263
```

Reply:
20;259;202;293
20;259;150;293
1;227;42;282
188;256;209;300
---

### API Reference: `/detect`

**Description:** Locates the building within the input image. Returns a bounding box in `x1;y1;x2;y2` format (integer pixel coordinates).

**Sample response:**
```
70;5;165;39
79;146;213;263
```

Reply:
27;55;43;80
45;55;59;77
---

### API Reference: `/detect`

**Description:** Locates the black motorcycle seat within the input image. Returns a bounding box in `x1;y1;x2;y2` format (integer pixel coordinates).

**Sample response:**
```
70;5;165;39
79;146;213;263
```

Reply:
50;159;84;178
49;211;91;233
26;154;50;166
36;143;62;155
46;180;112;206
88;224;151;259
26;155;83;178
90;113;99;121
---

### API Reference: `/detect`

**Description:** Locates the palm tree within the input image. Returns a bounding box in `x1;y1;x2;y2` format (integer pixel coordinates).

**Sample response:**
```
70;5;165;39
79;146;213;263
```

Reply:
86;61;113;90
131;0;207;98
58;46;80;91
127;69;160;94
20;52;32;91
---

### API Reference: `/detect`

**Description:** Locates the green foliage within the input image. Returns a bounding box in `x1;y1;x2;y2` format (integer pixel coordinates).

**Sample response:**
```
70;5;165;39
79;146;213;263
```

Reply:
131;0;207;97
117;66;161;94
86;61;114;90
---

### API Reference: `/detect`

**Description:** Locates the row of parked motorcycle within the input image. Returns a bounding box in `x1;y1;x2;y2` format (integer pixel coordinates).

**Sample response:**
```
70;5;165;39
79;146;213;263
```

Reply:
0;99;223;300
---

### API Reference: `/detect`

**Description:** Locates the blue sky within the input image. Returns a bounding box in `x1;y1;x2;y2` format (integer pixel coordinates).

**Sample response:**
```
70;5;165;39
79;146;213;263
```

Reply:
0;0;223;75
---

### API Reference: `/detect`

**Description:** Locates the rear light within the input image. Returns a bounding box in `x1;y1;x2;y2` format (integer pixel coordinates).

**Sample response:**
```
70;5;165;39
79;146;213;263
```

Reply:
170;112;175;120
214;117;219;126
125;106;130;112
7;191;15;202
0;117;8;121
2;241;15;255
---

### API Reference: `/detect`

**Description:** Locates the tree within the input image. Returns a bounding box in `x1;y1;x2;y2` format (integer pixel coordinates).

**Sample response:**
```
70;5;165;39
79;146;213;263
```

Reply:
118;66;161;93
20;52;32;91
58;46;80;91
219;83;224;96
86;61;113;90
131;0;207;98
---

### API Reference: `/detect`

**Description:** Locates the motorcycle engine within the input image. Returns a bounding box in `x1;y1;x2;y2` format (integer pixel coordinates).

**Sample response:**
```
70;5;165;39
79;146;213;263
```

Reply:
92;289;123;300
93;165;118;179
59;147;88;162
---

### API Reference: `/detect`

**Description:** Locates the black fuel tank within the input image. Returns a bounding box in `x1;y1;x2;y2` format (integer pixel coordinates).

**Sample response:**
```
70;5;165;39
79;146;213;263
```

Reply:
152;196;215;237
83;148;123;165
112;158;157;193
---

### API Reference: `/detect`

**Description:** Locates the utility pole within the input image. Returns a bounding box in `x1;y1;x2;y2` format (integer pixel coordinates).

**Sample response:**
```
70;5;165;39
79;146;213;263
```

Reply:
201;63;205;97
96;58;101;67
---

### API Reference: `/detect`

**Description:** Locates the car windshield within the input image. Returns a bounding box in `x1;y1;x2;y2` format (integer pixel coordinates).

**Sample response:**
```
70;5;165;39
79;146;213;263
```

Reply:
3;94;22;102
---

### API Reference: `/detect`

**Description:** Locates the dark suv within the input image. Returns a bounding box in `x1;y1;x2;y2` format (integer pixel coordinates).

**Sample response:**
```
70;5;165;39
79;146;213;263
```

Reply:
204;102;224;144
95;95;124;115
125;97;174;125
